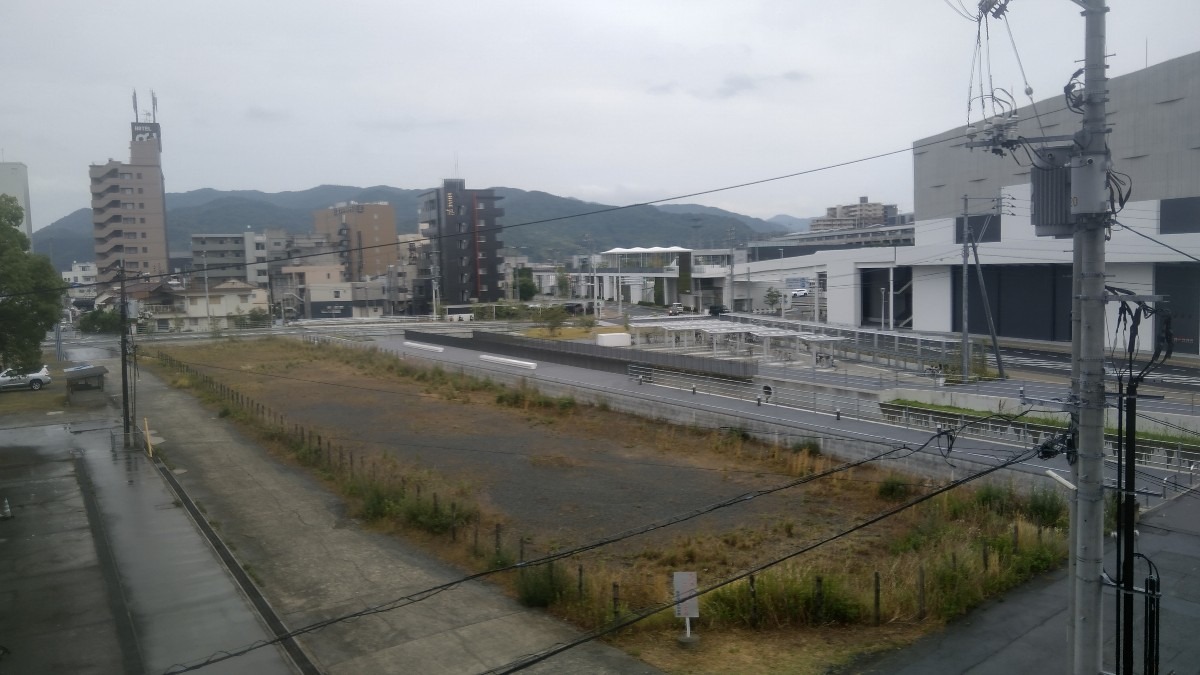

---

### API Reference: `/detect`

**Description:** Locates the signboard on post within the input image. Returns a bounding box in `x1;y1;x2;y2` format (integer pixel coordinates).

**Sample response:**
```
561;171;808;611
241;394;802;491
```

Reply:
673;571;699;618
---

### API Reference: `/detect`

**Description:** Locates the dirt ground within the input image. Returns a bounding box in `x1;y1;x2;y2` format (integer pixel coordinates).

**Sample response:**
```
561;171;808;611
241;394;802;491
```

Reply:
152;339;936;673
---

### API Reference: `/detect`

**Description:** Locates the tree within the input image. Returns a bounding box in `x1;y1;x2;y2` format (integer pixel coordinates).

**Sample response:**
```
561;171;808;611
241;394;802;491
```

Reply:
79;309;124;334
555;268;570;298
539;305;568;336
515;267;537;301
0;195;62;369
764;287;783;315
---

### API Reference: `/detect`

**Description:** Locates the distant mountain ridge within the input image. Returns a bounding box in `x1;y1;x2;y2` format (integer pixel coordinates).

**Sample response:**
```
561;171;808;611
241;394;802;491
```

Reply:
768;214;812;232
653;204;787;235
32;185;808;272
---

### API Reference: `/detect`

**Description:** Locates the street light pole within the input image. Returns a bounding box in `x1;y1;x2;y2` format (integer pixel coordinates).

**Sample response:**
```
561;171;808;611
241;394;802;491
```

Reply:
616;254;622;320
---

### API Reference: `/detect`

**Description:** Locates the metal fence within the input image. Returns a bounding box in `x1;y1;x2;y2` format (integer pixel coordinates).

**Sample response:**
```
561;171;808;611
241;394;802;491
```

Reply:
626;364;1200;474
718;314;964;374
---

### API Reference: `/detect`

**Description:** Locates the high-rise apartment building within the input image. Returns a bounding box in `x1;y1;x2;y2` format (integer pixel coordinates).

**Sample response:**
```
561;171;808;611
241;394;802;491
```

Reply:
0;162;33;239
90;120;169;285
313;202;398;282
416;179;505;313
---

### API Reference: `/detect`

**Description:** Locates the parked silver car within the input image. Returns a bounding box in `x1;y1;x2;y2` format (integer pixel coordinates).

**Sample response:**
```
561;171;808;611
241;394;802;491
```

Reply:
0;365;52;391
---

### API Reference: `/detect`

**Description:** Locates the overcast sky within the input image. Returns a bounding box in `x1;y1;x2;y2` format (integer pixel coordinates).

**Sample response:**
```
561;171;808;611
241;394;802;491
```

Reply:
2;1;1196;230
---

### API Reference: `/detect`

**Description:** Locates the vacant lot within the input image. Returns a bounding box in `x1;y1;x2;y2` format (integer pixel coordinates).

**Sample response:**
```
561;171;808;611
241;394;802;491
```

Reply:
150;338;1066;674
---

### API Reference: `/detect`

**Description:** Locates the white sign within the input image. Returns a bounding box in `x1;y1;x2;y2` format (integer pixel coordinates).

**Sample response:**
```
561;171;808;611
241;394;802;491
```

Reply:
673;571;699;618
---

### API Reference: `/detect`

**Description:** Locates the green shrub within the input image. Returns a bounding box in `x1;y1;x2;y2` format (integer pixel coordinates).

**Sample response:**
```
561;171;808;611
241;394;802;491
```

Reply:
878;476;911;501
516;563;566;607
1024;487;1067;529
791;437;822;454
705;571;863;628
974;483;1015;515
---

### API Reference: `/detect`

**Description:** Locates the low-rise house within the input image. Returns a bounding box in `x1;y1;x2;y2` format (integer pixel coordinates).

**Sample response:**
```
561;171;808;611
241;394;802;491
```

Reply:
136;278;269;332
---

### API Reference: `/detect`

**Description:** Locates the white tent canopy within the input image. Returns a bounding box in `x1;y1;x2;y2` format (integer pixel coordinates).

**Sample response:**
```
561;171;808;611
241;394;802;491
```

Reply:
600;246;691;254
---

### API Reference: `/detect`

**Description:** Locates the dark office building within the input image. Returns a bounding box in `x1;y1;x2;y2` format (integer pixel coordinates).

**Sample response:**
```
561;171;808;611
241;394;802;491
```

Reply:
415;179;505;314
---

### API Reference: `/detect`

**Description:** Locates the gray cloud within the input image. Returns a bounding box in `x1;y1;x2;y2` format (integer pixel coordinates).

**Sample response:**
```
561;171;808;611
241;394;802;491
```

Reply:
713;74;758;98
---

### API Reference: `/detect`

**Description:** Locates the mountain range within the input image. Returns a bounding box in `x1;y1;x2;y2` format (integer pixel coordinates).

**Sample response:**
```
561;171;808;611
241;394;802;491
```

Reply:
31;185;810;272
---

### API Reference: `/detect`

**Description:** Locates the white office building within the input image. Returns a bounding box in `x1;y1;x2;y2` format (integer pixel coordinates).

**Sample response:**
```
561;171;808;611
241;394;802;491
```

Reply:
0;161;33;239
735;51;1200;355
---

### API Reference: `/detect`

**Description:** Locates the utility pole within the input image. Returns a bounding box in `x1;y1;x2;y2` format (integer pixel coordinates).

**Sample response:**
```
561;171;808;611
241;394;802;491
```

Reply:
119;266;130;444
726;226;735;311
1071;4;1111;673
964;4;1111;670
961;195;971;381
202;250;211;331
969;207;1006;379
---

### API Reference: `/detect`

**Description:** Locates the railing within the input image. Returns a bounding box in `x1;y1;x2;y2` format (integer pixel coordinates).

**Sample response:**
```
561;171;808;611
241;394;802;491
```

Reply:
625;364;1200;473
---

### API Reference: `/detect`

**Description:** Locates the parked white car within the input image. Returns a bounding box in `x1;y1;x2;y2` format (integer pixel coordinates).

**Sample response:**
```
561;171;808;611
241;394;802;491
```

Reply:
0;365;52;391
790;288;810;298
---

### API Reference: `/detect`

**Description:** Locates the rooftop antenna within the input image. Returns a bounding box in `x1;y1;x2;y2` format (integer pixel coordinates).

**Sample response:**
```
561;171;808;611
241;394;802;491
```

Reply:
453;152;460;178
132;89;138;121
151;89;158;123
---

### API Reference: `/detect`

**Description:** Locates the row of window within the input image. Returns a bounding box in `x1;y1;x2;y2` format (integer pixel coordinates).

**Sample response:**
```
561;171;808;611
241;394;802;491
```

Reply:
117;172;144;180
195;238;244;245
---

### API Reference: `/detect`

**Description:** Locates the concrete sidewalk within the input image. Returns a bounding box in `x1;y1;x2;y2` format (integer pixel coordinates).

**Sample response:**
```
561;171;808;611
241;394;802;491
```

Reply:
130;358;658;675
0;408;293;675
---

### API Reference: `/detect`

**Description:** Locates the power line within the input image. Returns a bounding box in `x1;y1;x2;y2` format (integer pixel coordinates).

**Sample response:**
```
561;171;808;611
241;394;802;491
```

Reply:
1114;220;1200;263
158;360;1034;673
480;442;1047;675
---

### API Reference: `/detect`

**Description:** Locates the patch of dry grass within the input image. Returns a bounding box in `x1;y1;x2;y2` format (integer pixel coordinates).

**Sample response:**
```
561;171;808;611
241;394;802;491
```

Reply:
146;337;1067;674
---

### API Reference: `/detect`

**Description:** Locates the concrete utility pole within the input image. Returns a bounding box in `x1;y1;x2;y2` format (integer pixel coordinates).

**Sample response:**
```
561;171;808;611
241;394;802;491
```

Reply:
961;195;971;381
967;3;1110;671
726;226;735;310
119;266;130;443
202;250;212;331
1068;2;1111;673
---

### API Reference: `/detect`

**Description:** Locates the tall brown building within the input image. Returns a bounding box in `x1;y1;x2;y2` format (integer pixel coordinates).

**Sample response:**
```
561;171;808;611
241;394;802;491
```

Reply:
90;121;169;285
313;202;398;282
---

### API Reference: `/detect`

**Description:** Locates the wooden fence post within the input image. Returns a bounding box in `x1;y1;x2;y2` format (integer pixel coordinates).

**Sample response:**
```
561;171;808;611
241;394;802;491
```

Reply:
749;574;758;627
814;576;824;625
918;566;926;620
874;571;881;626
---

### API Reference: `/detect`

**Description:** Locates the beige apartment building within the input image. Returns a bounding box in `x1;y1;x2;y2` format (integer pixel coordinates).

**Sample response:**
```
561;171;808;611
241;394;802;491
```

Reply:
808;196;898;232
313;201;398;282
90;121;169;285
